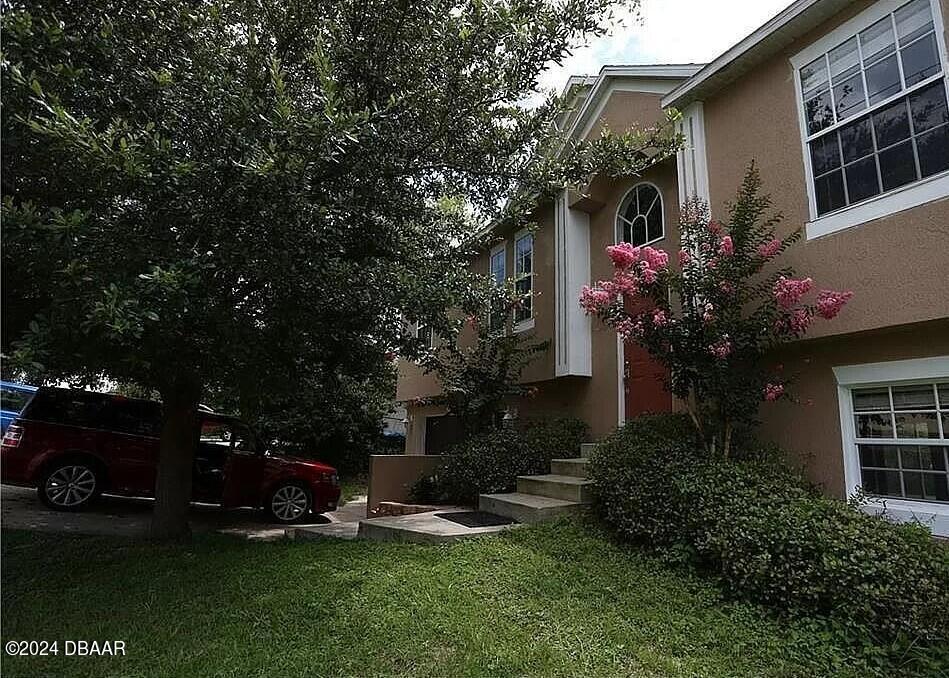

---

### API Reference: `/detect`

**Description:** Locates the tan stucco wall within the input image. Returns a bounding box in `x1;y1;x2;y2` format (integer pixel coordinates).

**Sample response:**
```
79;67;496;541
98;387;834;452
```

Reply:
367;454;443;512
584;90;667;138
702;0;949;340
759;319;949;498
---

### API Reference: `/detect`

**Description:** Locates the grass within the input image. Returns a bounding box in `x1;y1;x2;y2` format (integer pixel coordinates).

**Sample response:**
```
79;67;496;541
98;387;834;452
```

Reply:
338;473;368;504
0;520;923;678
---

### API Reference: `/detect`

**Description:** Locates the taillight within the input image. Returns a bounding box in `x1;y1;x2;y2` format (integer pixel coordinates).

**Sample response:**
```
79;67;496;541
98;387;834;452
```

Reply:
2;424;23;448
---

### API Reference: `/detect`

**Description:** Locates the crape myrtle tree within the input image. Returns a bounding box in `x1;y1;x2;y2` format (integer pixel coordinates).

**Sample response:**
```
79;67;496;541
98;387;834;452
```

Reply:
1;0;680;539
412;280;549;437
581;167;853;457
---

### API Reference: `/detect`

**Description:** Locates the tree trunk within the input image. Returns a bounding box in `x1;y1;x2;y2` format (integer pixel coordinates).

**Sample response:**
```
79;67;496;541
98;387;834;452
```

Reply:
149;379;202;541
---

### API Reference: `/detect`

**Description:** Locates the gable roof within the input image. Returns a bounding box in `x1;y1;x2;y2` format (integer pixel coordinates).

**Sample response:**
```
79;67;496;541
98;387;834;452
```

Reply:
563;64;703;140
662;0;855;109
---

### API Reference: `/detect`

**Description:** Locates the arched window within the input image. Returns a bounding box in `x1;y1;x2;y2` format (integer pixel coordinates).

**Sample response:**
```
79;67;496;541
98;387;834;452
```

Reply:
616;183;663;246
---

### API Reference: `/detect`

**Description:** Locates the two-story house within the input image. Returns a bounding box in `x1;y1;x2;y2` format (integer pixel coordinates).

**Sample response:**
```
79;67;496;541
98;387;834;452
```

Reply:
397;0;949;535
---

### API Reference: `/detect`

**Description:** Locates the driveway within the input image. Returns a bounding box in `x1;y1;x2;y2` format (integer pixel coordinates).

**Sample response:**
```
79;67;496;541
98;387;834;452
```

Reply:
1;484;365;540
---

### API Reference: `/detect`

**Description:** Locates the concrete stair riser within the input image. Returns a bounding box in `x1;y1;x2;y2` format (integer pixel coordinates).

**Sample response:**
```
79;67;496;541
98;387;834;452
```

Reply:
550;458;589;478
479;493;586;524
516;474;593;503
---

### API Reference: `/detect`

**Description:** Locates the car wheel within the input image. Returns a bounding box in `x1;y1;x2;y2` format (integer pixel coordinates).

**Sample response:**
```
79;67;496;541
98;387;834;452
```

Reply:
38;460;102;511
266;482;312;524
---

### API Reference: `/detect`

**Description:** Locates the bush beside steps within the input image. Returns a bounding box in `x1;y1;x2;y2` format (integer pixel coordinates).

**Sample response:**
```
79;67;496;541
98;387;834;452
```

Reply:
588;414;949;648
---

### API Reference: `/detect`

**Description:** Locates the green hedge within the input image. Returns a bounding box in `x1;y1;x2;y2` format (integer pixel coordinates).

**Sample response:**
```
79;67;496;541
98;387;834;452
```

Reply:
413;417;588;504
589;414;949;645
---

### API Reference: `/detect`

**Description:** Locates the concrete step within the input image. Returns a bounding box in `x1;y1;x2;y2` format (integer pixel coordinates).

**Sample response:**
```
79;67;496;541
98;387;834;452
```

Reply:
516;474;593;503
550;457;589;478
580;442;598;458
356;511;518;544
479;492;586;524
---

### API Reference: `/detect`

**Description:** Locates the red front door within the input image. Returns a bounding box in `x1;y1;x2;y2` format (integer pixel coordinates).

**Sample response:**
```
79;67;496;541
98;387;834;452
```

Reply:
623;297;672;419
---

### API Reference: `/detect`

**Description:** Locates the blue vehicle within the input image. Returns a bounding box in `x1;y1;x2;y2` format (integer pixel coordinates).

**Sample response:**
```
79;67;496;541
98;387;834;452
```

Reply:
1;381;37;433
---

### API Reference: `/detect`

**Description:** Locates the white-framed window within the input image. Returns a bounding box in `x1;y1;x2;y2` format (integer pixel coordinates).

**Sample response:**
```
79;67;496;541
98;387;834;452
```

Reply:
415;322;434;348
792;0;949;239
513;231;533;330
489;242;506;285
616;183;664;246
835;356;949;536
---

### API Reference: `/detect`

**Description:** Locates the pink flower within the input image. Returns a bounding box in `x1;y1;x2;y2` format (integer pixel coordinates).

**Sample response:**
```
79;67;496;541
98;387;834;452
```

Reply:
606;243;641;269
757;238;782;258
763;383;785;402
708;220;723;236
579;285;615;314
640;266;658;285
702;302;715;324
776;307;812;335
612;271;639;296
773;276;813;309
678;249;691;266
718;281;734;295
708;336;732;359
815;289;853;319
641;246;669;270
615;318;636;339
718;235;734;256
652;309;669;327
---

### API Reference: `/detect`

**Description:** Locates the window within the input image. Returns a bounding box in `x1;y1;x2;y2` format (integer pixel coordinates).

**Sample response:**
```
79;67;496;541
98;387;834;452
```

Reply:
616;183;664;246
851;382;949;502
513;232;533;326
415;322;434;348
796;0;949;220
489;244;506;285
1;386;33;413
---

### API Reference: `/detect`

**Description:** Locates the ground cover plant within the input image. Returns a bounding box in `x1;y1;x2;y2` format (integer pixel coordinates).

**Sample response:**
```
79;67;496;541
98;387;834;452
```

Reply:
4;521;940;678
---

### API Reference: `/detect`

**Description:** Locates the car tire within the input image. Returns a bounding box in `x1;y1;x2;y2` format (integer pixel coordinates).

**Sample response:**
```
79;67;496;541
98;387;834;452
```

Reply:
265;482;312;524
38;459;103;512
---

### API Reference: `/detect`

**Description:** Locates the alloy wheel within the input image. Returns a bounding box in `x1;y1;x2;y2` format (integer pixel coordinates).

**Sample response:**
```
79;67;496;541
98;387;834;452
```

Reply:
45;465;97;508
271;485;309;522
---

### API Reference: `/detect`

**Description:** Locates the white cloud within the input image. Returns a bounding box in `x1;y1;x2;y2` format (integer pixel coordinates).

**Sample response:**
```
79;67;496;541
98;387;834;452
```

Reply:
538;0;794;93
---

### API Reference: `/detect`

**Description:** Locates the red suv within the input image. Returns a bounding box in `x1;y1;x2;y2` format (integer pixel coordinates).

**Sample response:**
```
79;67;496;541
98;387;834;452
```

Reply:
1;387;340;524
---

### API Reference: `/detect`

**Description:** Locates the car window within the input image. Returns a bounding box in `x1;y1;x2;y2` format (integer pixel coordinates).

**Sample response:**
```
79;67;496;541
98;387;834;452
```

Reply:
107;398;161;437
23;389;111;428
1;387;33;413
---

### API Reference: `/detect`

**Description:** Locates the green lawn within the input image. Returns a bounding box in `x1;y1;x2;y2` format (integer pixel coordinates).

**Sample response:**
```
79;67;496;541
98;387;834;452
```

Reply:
0;520;919;678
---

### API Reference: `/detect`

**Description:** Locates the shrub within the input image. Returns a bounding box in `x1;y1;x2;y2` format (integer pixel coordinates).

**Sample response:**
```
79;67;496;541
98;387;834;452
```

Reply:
590;414;949;645
413;417;588;504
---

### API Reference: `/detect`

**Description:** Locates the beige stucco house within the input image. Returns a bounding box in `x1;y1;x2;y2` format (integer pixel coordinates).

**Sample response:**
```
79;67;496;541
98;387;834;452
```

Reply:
397;0;949;535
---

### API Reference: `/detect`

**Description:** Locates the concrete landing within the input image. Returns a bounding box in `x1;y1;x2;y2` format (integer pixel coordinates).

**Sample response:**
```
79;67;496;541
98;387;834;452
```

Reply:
356;510;519;544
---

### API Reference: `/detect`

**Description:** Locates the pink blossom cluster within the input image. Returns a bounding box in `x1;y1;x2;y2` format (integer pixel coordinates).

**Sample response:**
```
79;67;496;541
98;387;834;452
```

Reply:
708;336;732;359
579;285;615;314
815;290;853;320
651;309;669;327
718;235;734;257
763;383;785;401
773;276;813;309
614;317;644;340
678;248;691;266
778;307;812;335
757;238;782;258
702;302;715;324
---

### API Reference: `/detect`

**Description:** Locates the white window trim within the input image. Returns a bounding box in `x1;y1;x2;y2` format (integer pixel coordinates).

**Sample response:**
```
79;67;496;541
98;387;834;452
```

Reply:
513;230;534;333
834;356;949;537
489;241;506;284
615;182;665;246
790;0;949;240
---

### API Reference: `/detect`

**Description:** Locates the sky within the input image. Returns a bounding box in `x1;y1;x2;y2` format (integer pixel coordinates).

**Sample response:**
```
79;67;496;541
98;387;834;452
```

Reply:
538;0;795;93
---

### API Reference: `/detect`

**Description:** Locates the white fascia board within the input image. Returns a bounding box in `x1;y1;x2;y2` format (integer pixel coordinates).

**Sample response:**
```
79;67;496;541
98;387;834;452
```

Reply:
662;0;853;109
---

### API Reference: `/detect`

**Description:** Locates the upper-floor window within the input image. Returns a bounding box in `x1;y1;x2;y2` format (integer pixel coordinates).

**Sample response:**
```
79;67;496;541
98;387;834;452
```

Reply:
489;244;506;285
616;183;664;246
796;0;949;219
513;232;533;327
